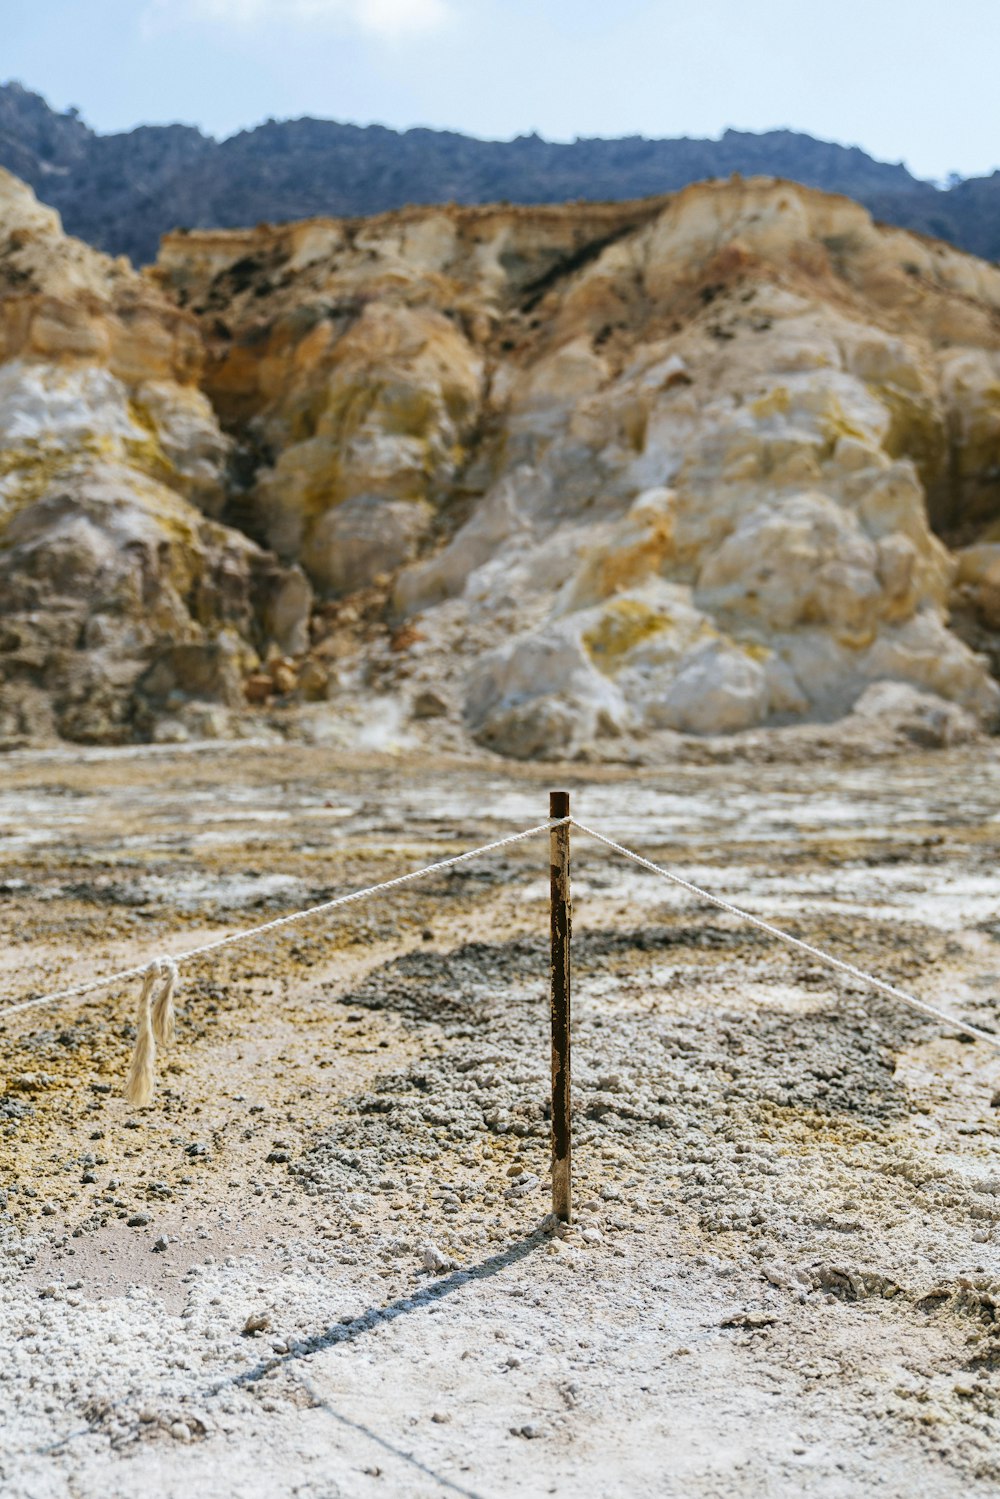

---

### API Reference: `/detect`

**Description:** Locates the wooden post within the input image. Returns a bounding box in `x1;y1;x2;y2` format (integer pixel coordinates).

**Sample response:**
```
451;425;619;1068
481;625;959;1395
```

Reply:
549;790;572;1223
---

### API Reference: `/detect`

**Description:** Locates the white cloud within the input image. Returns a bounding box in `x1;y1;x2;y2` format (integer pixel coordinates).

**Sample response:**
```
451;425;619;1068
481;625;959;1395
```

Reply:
144;0;451;40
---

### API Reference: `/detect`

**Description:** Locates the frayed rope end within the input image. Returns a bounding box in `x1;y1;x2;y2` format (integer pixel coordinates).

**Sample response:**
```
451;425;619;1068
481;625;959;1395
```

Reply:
152;957;177;1045
124;965;158;1107
124;959;179;1106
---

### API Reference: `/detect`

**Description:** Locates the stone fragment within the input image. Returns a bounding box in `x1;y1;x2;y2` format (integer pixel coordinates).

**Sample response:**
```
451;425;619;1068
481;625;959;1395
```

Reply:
268;658;298;695
412;688;448;719
297;658;330;701
244;673;273;705
849;681;981;747
421;1243;453;1273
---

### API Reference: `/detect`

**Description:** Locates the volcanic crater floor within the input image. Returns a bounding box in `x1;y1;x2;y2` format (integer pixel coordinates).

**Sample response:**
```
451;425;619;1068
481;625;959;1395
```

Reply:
4;744;1000;1497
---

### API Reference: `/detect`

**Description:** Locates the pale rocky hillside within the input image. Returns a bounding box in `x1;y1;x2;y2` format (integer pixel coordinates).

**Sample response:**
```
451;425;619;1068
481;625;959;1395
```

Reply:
0;169;310;743
4;167;1000;756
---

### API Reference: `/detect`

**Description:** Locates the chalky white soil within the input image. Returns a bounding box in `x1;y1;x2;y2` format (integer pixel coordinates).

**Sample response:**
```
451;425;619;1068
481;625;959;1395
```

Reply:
3;744;1000;1498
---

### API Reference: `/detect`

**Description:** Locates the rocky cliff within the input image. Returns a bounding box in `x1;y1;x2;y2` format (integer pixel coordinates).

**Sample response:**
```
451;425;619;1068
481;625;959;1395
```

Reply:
4;169;1000;757
0;168;311;744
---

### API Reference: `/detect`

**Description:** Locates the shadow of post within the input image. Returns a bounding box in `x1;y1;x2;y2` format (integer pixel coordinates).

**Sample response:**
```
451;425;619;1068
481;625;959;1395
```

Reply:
229;1228;548;1390
210;1229;551;1497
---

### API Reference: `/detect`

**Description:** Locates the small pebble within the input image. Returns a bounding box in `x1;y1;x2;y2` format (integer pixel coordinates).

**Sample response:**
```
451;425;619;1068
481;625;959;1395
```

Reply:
421;1244;452;1273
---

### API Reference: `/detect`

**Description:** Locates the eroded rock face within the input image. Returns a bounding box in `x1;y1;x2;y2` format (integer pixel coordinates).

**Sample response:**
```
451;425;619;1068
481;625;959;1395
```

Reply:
0;461;312;743
0;169;310;745
147;175;1000;756
6;169;1000;752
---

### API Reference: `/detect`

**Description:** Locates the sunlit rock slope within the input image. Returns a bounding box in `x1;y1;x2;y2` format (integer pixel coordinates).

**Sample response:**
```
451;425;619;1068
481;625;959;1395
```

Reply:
149;175;1000;757
4;168;1000;754
0;169;310;744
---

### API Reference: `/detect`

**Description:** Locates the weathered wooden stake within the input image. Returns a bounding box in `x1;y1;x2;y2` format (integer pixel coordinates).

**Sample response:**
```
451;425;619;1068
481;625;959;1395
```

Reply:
549;790;572;1223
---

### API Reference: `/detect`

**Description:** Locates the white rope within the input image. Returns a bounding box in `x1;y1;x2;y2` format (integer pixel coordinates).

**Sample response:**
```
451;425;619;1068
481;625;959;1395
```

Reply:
5;809;995;1064
0;821;563;1026
569;818;1000;1053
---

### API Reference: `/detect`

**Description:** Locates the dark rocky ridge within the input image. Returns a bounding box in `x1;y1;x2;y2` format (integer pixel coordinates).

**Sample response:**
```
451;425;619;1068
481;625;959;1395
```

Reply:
2;79;998;266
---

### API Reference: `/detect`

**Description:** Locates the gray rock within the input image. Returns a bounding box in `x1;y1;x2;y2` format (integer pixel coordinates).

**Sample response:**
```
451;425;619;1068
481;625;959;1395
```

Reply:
304;494;431;596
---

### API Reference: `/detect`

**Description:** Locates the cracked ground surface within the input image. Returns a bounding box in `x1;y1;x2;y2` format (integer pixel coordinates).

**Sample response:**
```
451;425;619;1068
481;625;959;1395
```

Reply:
3;742;1000;1497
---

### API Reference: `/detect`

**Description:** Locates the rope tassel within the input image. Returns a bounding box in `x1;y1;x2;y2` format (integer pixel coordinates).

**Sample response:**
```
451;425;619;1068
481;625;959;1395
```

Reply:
124;959;178;1106
152;957;178;1045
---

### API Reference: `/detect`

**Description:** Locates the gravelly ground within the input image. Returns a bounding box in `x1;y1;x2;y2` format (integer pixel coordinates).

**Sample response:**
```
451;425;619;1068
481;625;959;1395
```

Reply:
3;743;1000;1497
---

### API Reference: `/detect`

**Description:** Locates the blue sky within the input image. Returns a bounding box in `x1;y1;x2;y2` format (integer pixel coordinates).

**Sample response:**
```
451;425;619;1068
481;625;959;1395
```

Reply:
5;0;999;182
